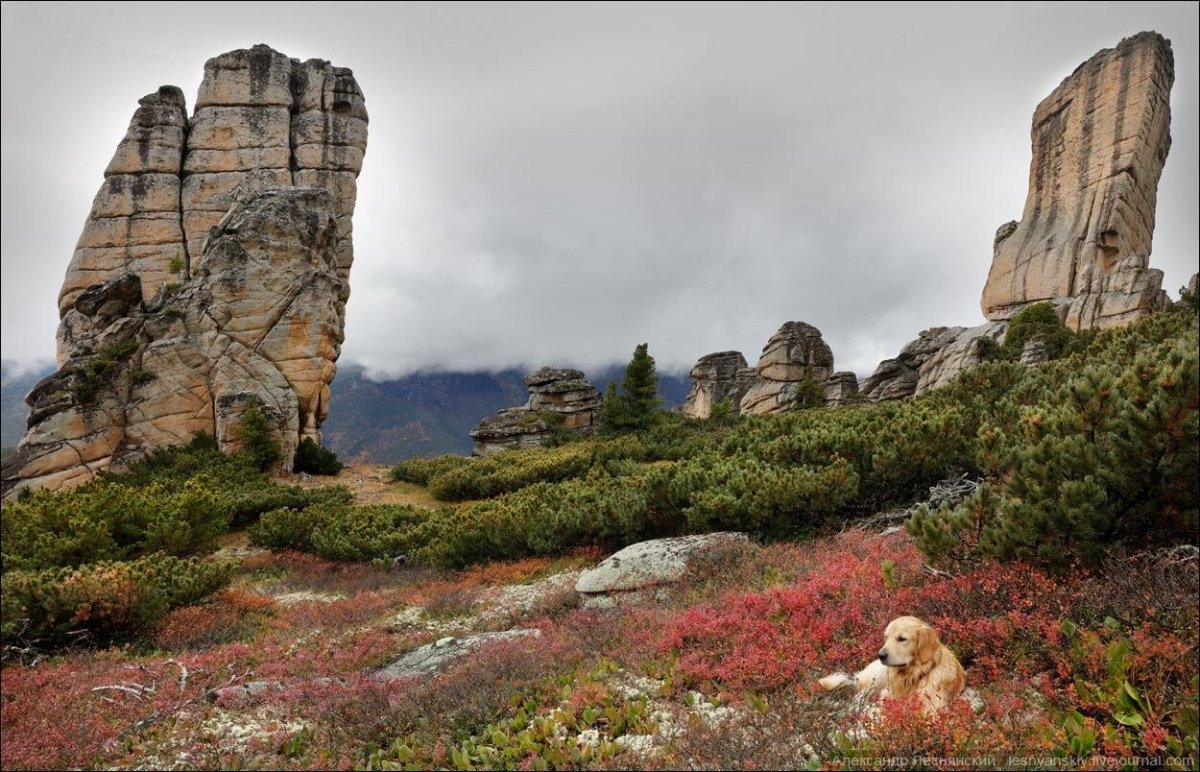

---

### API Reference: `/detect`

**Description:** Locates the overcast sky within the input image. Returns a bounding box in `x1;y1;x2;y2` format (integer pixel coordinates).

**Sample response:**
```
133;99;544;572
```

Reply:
2;2;1197;380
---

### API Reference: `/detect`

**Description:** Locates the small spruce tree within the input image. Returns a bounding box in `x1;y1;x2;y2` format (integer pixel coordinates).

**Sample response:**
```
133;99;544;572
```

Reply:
601;343;662;432
234;400;282;472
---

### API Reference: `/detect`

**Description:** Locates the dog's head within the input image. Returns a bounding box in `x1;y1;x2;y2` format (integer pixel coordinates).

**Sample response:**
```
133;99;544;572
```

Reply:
877;616;939;669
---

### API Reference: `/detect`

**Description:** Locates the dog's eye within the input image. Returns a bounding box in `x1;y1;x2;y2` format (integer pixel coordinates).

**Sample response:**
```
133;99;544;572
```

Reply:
897;636;906;642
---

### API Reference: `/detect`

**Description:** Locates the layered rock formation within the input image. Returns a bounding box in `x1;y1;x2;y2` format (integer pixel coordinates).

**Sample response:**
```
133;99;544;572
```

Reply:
469;368;602;455
738;322;835;415
823;371;860;407
3;45;366;496
683;323;852;417
859;323;1007;402
681;351;756;419
981;32;1173;330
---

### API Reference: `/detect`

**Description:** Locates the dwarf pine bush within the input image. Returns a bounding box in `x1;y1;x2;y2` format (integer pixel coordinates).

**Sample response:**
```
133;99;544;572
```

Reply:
294;437;344;475
911;309;1199;566
1;554;235;645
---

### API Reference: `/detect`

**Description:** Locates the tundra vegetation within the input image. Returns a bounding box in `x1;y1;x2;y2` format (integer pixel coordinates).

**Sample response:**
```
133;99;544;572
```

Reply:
1;304;1196;770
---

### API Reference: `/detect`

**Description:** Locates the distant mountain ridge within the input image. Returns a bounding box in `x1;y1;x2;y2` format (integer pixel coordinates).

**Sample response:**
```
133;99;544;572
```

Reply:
323;364;691;463
1;361;690;462
1;362;54;453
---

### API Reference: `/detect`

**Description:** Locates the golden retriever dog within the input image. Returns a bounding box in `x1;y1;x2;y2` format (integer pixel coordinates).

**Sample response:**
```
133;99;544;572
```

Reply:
818;616;965;713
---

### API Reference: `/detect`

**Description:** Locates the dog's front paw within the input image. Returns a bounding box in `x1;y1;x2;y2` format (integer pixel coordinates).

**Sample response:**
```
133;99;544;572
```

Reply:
819;673;856;691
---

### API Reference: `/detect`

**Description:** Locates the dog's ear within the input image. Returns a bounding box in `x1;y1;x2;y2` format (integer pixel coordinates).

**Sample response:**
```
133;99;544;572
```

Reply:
915;623;940;663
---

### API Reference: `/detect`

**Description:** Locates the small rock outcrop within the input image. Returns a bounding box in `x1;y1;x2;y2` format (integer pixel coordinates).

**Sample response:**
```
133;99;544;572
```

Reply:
681;351;755;419
860;323;1008;402
373;630;542;680
576;533;749;608
469;368;601;455
981;32;1174;330
823;371;860;406
860;327;962;402
3;45;367;497
738;322;835;415
912;322;1008;396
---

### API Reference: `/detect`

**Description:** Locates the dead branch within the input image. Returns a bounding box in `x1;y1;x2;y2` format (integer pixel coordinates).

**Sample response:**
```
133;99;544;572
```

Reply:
165;658;189;691
921;562;956;580
91;684;153;700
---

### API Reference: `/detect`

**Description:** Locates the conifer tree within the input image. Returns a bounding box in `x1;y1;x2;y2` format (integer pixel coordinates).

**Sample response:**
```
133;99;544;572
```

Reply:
601;343;661;432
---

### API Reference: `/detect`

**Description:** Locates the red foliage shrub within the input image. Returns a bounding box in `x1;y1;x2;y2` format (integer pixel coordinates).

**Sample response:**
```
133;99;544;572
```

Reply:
154;588;277;649
658;529;1199;762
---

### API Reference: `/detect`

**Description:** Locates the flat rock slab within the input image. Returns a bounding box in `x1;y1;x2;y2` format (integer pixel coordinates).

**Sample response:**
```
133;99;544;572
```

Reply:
575;533;749;595
373;629;541;681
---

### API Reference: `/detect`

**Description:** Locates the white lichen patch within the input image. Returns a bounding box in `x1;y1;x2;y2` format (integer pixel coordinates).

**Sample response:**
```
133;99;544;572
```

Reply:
197;707;307;754
272;590;344;606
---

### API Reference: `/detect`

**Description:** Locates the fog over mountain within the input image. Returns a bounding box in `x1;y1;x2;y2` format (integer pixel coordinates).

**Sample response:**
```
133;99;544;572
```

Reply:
3;3;1197;382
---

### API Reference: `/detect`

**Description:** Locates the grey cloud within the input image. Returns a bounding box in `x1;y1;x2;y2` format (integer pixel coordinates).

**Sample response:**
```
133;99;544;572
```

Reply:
3;2;1197;382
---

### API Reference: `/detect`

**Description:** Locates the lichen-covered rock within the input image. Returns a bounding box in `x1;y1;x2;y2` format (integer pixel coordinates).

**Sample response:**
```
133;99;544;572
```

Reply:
823;371;860;406
5;46;367;497
469;368;602;455
859;326;958;402
4;189;351;497
59;87;189;325
576;533;749;604
524;367;603;429
981;32;1174;330
374;630;542;681
739;322;835;415
861;323;1008;401
913;322;1007;396
1019;335;1049;366
682;351;753;419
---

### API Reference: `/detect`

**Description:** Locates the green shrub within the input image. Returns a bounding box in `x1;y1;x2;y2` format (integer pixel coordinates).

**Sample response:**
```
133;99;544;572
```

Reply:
979;301;1077;363
911;311;1199;567
116;432;352;525
420;471;657;568
310;504;434;562
127;367;156;386
391;454;472;485
661;453;858;534
1;554;235;646
234;400;281;472
1;433;351;577
248;505;323;553
1;477;233;572
294;437;344;475
250;501;437;562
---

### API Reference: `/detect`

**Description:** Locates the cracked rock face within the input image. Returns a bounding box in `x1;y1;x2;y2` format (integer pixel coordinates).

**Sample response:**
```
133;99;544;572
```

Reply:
860;323;1007;402
3;45;366;497
981;32;1173;330
681;351;754;419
